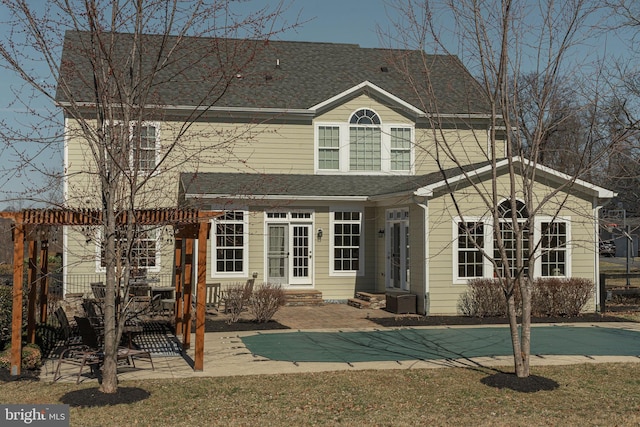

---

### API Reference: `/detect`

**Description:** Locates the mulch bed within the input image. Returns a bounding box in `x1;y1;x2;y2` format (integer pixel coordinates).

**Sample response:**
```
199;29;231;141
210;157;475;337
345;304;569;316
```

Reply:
200;318;290;332
369;312;632;328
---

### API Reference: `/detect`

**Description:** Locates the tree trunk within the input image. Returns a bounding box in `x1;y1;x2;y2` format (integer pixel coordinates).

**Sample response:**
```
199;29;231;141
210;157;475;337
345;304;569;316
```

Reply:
518;278;532;378
506;291;527;377
100;199;118;393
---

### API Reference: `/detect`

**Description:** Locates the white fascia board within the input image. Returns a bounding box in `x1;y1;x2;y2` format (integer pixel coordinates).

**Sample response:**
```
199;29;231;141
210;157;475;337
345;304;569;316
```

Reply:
414;156;616;199
309;81;425;116
418;113;503;120
184;193;370;202
518;156;617;199
57;101;314;117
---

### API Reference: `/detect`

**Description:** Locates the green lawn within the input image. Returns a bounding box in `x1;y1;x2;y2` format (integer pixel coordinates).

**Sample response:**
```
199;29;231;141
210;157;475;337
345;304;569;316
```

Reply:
2;364;640;426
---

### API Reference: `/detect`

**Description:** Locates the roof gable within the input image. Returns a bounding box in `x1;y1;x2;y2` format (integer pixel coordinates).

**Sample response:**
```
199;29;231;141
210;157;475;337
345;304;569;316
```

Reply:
416;157;616;199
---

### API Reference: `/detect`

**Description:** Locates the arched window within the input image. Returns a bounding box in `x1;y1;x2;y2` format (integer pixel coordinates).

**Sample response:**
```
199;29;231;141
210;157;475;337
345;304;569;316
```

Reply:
316;108;413;173
495;199;529;278
349;108;381;125
349;109;381;171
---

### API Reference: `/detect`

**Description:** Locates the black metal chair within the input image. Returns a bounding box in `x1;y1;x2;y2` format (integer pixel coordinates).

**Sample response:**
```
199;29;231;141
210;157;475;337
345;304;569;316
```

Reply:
52;314;102;384
76;316;154;371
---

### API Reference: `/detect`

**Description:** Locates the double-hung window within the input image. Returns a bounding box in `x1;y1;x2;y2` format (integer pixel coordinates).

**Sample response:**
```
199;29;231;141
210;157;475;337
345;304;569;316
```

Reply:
331;210;363;275
98;225;160;272
103;121;160;173
539;221;568;276
316;109;413;173
457;222;485;278
494;200;530;279
132;124;159;172
390;127;411;171
318;126;340;170
213;211;248;277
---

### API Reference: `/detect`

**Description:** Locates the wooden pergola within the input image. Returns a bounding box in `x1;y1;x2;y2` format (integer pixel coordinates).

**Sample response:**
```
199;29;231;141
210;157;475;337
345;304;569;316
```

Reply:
0;208;217;377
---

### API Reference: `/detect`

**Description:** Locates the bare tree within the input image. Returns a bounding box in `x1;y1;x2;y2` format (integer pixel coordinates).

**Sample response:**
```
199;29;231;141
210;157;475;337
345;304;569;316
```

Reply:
0;0;296;393
384;0;615;377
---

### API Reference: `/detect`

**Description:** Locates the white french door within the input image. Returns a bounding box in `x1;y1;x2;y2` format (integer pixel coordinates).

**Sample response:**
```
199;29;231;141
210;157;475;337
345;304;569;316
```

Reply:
387;209;410;291
267;223;312;286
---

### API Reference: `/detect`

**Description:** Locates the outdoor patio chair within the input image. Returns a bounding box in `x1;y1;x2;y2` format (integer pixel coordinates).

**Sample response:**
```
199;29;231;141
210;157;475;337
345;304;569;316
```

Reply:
90;282;106;300
81;300;104;335
219;279;255;313
53;306;81;347
74;316;154;373
52;315;102;384
205;283;221;312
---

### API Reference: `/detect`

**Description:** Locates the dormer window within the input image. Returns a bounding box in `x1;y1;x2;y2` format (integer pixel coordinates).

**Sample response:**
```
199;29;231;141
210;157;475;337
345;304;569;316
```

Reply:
316;109;413;174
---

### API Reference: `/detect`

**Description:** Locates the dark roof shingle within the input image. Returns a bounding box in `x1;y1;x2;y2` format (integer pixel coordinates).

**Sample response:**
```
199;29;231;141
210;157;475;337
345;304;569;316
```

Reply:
56;31;489;115
179;161;491;199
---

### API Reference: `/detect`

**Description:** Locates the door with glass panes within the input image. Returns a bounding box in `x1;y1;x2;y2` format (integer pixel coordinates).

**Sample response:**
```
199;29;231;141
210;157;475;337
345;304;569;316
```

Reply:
267;223;312;286
386;209;410;291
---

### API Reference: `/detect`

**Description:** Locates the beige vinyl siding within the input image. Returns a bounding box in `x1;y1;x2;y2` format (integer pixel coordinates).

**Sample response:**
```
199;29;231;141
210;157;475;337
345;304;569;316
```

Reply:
168;121;314;174
413;126;504;175
426;174;598;315
315;94;412;124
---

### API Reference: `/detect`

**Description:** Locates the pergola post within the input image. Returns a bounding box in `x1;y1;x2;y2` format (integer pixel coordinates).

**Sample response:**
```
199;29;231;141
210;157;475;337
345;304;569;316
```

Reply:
26;239;38;343
181;238;194;350
10;223;25;376
38;241;49;324
173;237;184;336
194;221;209;371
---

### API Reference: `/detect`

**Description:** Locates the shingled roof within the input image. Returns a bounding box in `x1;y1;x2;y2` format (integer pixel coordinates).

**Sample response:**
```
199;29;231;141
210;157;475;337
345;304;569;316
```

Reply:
179;161;492;200
56;31;490;115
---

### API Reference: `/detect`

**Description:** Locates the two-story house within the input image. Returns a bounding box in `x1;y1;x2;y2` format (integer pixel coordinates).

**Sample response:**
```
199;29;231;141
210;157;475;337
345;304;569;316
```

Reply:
58;31;613;315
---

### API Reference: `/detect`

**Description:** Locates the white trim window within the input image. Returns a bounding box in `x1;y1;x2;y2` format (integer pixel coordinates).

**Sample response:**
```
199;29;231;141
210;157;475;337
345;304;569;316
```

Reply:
212;210;248;277
457;221;485;279
331;209;364;275
536;218;571;277
131;123;160;172
104;121;160;173
494;199;530;278
453;217;492;283
97;225;161;273
318;126;340;170
316;108;413;174
453;209;572;282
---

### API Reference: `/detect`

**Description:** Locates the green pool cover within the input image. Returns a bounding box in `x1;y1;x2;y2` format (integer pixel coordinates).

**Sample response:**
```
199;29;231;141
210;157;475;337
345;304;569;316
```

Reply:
241;326;640;363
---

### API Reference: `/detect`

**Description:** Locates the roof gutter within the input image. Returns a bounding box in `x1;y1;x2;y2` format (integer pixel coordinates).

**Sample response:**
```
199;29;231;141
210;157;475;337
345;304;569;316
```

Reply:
184;193;370;202
56;101;315;118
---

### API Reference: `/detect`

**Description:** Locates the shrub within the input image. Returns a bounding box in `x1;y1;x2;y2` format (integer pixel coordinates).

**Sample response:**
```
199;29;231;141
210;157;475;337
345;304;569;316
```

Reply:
531;277;593;317
249;283;286;323
0;343;42;370
458;277;594;318
224;283;251;324
0;285;12;349
457;278;507;317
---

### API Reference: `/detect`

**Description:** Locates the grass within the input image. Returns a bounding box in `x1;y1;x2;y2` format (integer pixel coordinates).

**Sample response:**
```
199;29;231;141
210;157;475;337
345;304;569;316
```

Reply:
2;364;640;426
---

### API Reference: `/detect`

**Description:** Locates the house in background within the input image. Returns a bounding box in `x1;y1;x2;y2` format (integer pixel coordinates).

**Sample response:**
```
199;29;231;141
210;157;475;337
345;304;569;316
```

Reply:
57;31;614;315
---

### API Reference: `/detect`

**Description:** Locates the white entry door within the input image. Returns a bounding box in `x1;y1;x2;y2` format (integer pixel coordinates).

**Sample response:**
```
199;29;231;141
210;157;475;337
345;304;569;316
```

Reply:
267;223;312;286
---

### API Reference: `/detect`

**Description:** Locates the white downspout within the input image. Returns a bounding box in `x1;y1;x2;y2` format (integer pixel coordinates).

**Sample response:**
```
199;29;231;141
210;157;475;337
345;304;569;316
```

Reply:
594;202;603;312
415;197;429;315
